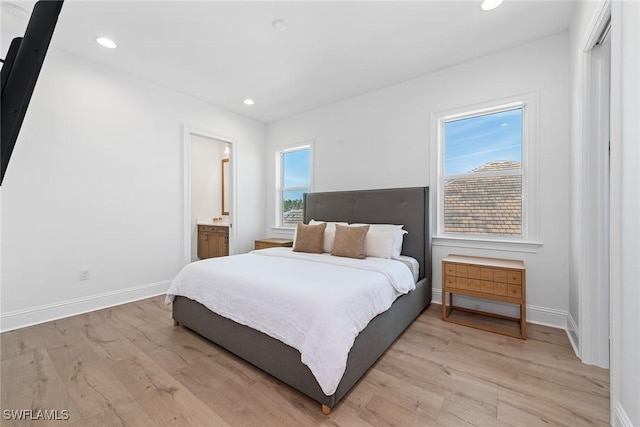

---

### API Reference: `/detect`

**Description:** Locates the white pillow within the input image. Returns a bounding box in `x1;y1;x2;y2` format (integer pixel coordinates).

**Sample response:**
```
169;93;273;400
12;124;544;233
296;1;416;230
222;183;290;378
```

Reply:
353;224;408;259
364;229;396;258
309;219;349;253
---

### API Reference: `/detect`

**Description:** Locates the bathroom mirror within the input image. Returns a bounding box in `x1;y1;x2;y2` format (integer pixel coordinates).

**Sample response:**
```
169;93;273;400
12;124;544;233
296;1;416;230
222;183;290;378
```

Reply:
221;158;229;215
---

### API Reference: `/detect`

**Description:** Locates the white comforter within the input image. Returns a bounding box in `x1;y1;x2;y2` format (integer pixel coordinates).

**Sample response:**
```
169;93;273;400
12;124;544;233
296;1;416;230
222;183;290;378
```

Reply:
165;247;415;395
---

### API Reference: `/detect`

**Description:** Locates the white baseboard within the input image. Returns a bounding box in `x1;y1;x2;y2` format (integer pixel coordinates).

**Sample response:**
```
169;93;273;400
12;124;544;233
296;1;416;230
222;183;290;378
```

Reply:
432;288;568;330
0;280;171;333
613;402;634;427
566;311;580;358
524;304;568;330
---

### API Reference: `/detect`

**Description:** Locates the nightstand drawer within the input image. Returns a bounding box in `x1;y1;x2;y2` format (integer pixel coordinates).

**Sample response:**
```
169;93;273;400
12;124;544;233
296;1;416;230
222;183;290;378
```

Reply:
494;282;508;296
480;267;494;281
455;265;468;277
468;279;482;292
508;284;522;299
444;275;456;288
508;271;522;285
455;276;469;290
480;280;494;294
444;263;456;275
494;269;508;283
468;266;481;279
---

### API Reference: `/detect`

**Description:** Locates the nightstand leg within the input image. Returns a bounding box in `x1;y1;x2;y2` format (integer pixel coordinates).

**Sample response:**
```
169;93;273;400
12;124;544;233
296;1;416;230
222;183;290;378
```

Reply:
442;291;455;320
520;303;527;338
442;291;448;319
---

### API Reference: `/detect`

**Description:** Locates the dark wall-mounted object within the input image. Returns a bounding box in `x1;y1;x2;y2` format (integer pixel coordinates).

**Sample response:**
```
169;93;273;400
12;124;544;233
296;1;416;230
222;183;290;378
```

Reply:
1;1;64;185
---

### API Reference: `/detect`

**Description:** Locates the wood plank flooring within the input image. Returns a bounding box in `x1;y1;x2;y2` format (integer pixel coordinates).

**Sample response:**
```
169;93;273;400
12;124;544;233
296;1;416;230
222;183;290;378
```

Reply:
1;296;609;426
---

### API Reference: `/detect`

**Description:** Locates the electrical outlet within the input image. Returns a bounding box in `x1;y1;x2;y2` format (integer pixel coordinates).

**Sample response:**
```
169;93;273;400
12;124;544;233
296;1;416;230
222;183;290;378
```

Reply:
80;269;90;281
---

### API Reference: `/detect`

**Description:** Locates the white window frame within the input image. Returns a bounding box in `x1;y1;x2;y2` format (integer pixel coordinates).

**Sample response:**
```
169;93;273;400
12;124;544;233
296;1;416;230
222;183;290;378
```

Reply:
275;142;313;228
430;92;541;250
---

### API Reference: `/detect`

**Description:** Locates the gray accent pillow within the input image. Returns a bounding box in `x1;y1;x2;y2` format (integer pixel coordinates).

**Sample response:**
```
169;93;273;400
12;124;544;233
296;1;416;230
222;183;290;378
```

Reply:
293;222;326;254
332;224;370;259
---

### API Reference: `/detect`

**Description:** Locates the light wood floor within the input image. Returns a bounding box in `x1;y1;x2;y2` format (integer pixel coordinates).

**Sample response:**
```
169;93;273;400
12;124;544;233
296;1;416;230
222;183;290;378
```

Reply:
1;296;609;426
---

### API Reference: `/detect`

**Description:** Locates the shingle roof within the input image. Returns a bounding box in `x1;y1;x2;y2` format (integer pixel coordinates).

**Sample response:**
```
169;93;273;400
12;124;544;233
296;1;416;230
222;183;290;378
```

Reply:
444;161;522;236
283;209;304;226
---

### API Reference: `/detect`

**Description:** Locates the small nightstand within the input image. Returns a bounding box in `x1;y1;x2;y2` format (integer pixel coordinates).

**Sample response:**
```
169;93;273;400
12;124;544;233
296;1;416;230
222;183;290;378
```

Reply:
442;255;526;339
255;238;294;250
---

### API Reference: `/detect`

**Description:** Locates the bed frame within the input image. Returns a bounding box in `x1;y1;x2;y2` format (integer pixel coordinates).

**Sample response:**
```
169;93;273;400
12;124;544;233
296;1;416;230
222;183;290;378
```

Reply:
172;187;432;413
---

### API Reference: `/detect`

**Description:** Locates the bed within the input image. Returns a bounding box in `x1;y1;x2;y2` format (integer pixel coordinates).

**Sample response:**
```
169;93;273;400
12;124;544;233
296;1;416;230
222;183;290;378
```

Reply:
169;187;432;414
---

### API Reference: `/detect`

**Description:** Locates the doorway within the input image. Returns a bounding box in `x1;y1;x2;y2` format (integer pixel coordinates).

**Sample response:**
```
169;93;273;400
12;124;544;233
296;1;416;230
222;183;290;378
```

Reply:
580;13;611;368
592;19;611;367
183;128;235;265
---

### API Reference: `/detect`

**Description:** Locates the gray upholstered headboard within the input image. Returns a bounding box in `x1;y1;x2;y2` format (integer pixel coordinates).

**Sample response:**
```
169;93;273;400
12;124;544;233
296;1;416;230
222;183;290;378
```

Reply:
304;187;431;281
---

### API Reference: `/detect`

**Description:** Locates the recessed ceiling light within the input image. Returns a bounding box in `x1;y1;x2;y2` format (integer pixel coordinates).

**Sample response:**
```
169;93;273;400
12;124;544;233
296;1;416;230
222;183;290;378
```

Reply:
481;0;504;11
272;19;287;32
96;37;117;49
243;99;255;106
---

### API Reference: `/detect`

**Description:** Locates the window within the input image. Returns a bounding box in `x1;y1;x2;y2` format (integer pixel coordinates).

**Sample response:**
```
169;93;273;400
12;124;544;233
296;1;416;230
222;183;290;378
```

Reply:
276;144;311;227
432;94;538;241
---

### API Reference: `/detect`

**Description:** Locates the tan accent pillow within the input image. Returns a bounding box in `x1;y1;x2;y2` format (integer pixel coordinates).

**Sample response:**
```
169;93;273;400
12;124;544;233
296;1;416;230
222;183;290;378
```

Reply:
332;224;370;259
293;222;326;254
309;219;349;253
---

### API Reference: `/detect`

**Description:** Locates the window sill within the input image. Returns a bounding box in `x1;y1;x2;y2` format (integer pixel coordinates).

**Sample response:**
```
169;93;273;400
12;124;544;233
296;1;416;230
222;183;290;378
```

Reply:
432;236;542;253
271;226;295;235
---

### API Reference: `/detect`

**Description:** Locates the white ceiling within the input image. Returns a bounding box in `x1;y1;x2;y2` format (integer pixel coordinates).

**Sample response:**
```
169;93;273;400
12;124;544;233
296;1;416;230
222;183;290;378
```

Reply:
2;1;576;123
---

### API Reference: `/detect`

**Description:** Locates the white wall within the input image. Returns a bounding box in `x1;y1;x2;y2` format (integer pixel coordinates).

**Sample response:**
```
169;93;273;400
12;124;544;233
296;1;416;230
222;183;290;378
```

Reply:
0;48;265;331
190;135;227;260
266;33;571;328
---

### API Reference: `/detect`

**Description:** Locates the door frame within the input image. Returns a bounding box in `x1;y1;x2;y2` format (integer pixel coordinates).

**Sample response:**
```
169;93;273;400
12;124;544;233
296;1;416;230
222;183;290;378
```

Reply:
182;126;237;266
576;0;611;370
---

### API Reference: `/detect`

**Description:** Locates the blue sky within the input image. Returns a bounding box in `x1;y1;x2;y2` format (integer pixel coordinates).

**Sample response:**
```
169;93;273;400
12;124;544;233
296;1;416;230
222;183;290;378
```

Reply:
444;108;522;175
283;149;310;201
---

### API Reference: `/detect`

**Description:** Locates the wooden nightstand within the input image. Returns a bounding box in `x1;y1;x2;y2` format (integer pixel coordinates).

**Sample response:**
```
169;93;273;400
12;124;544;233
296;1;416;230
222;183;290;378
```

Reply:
254;238;294;250
442;255;526;339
